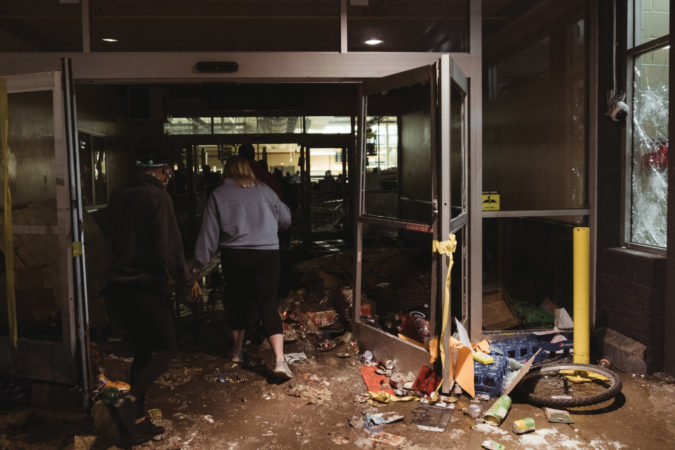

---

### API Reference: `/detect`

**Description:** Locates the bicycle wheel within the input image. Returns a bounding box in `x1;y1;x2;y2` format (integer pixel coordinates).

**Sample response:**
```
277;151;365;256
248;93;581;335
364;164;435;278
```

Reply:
518;363;622;408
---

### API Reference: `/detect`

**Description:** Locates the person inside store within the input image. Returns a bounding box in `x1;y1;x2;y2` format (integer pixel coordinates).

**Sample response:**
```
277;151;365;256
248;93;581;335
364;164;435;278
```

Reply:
237;142;283;200
193;156;293;380
107;145;202;445
199;164;221;196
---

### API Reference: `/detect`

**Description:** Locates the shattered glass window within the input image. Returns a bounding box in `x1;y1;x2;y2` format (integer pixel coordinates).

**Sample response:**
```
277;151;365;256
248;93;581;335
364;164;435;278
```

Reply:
630;46;669;248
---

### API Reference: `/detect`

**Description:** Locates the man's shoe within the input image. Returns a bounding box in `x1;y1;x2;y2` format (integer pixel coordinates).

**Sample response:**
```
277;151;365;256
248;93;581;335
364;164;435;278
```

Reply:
137;417;165;436
111;395;139;433
122;425;154;446
273;359;293;380
112;396;154;446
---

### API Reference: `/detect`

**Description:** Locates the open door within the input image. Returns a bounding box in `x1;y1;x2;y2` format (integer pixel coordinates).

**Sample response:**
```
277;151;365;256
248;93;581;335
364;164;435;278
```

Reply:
0;62;90;397
353;55;469;380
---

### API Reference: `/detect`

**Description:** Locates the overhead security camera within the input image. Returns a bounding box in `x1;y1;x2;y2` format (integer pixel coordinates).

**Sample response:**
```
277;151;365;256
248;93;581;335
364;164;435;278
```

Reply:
606;90;629;122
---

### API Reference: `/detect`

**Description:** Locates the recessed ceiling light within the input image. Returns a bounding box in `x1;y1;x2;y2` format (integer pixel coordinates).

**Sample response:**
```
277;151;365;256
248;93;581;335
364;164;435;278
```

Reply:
364;39;383;46
101;38;118;43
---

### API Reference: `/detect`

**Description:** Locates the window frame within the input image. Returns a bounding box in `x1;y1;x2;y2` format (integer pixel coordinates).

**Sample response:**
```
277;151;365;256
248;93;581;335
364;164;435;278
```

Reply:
623;0;670;254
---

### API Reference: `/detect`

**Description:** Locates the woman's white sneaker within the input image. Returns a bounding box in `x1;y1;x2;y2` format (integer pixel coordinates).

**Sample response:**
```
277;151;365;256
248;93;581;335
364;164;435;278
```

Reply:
273;359;293;380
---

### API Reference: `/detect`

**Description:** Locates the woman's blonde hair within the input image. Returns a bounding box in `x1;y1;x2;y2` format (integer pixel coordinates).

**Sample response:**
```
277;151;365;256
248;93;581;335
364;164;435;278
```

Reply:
224;156;261;188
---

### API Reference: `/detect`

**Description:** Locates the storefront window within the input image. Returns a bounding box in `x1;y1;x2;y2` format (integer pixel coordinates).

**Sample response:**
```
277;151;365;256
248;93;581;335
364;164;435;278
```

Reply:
626;0;670;249
629;47;669;247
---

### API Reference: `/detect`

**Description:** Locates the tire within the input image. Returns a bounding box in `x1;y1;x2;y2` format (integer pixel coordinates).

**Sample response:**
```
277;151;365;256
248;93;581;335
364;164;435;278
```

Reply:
518;363;622;408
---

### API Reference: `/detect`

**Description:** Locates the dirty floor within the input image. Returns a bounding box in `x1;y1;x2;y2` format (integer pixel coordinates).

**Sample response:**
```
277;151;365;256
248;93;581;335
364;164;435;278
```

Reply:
5;334;675;450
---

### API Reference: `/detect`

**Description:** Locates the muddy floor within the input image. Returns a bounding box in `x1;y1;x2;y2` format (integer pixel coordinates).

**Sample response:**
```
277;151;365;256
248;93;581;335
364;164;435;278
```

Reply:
4;245;675;450
5;332;675;450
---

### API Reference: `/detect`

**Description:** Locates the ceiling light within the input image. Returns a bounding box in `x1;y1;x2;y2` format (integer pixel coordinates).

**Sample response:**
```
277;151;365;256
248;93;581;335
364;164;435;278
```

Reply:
364;39;383;46
101;38;118;43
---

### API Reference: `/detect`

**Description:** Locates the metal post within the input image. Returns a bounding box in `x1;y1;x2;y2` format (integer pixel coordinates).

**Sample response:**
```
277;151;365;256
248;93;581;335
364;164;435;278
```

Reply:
62;58;91;409
468;0;484;341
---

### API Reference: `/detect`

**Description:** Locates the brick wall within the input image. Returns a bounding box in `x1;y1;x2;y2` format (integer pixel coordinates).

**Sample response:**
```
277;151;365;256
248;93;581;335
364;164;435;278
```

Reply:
596;248;666;372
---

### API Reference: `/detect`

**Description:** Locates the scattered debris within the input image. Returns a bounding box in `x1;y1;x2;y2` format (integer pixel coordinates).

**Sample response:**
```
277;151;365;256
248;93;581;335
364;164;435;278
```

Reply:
463;404;482;419
360;366;394;395
288;385;333;405
364;412;404;426
147;408;162;423
412;365;441;395
317;339;337;352
285;352;309;364
543;407;575;424
482;439;506;450
369;431;408;447
512;417;536;434
216;375;248;384
156;367;203;390
412;404;452;432
484;395;512;426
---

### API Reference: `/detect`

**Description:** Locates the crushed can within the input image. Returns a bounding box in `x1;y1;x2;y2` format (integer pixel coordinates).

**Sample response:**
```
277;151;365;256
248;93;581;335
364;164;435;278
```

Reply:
483;395;512;426
482;439;506;450
463;404;482;419
512;417;536;434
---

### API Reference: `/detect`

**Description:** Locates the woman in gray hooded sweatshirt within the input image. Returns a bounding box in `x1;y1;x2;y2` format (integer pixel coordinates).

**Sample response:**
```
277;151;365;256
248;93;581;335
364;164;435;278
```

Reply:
194;156;293;379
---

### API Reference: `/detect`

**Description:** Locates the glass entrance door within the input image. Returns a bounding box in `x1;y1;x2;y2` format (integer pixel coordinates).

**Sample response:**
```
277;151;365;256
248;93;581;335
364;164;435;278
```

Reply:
353;56;469;376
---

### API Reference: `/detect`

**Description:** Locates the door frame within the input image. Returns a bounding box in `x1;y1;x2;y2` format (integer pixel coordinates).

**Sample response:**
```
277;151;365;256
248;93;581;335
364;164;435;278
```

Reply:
0;66;88;392
352;57;470;378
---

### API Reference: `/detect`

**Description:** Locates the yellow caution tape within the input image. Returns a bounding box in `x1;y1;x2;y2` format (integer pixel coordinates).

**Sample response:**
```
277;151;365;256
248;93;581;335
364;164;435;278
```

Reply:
0;78;17;348
72;241;82;257
431;234;457;380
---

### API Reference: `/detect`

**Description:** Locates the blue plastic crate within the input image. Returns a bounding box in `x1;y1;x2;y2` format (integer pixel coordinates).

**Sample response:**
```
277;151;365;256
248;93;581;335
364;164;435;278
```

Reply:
472;332;574;397
490;332;573;364
473;354;508;398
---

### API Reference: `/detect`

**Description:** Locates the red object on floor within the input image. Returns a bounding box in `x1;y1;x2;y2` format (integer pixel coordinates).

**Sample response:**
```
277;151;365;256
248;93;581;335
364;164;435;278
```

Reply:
412;365;442;395
360;365;394;395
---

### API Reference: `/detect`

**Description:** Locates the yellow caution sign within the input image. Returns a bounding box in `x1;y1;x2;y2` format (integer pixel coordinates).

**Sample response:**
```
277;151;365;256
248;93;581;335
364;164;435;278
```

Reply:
482;191;500;211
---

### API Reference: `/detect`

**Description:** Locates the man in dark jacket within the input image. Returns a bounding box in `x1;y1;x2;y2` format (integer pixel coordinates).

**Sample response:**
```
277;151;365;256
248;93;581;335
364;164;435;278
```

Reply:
107;151;201;445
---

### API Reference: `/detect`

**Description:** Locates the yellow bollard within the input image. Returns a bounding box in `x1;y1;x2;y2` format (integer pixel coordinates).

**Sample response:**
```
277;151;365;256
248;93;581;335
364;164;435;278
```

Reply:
573;227;590;364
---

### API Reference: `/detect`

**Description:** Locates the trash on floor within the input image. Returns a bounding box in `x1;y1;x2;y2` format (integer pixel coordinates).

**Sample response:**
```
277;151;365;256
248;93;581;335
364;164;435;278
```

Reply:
288;384;333;405
543;407;575;424
361;365;395;395
364;412;404;426
369;431;408;447
285;352;309;364
512;417;536;434
411;404;452;432
483;395;512;426
482;439;506;450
